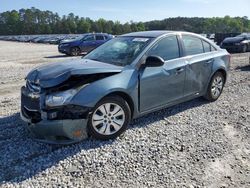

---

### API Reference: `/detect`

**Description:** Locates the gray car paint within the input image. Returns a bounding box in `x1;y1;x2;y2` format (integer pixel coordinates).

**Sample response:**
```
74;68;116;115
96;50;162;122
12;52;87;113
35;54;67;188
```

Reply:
21;31;230;144
71;32;229;118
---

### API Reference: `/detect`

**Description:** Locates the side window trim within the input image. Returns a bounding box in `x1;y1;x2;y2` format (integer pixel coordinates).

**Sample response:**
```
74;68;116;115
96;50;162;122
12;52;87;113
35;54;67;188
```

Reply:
202;40;211;53
202;40;205;53
177;34;185;58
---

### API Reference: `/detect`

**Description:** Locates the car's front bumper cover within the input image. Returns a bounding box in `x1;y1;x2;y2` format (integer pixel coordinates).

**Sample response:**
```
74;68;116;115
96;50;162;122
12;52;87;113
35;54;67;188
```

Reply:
21;111;89;144
58;45;70;54
21;85;91;144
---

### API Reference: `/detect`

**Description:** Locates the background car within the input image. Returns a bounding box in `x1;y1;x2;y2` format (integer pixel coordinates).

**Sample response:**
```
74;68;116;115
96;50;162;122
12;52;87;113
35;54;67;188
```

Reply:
220;33;250;53
58;33;114;56
21;31;230;144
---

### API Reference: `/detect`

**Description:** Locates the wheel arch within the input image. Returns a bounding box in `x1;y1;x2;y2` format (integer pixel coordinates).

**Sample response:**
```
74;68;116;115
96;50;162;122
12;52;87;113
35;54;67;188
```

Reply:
71;46;80;50
204;67;227;94
215;68;227;82
102;91;135;119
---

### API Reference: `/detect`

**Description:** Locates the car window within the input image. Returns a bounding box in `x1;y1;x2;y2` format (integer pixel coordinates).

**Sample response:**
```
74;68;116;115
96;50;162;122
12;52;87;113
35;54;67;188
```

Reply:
96;35;105;40
182;35;204;56
202;40;211;53
84;35;95;41
85;37;152;66
211;46;217;51
148;35;180;61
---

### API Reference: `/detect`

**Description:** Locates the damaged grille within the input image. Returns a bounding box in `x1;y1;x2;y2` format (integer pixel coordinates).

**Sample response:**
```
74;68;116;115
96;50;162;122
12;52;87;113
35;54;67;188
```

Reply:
21;86;42;123
26;80;41;93
46;105;91;120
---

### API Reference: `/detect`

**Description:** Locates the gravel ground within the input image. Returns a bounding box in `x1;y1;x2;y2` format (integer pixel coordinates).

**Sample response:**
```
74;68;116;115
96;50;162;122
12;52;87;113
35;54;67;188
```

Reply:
0;41;249;187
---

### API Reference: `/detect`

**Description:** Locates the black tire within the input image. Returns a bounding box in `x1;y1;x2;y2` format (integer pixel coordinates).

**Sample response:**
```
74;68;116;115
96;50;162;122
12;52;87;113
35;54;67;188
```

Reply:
88;96;131;140
204;71;225;102
242;45;247;53
70;47;80;56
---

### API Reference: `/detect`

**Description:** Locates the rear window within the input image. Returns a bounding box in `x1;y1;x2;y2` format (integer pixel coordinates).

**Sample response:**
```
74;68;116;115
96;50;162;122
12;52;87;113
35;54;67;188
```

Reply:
211;46;217;51
182;35;204;56
96;35;105;40
202;40;211;53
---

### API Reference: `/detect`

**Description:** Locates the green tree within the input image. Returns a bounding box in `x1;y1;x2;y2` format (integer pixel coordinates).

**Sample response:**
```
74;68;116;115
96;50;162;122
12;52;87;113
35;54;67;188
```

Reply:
0;7;249;35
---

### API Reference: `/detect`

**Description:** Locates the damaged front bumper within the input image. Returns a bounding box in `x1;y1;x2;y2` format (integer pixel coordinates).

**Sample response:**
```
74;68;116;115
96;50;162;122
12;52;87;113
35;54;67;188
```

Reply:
21;112;89;144
21;86;91;144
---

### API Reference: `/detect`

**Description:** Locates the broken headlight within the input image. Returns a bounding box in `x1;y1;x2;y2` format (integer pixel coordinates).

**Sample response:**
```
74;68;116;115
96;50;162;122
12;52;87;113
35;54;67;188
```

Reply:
46;89;77;107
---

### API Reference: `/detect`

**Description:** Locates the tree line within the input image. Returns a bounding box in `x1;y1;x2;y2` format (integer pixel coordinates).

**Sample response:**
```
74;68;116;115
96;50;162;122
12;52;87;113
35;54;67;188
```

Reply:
0;7;249;35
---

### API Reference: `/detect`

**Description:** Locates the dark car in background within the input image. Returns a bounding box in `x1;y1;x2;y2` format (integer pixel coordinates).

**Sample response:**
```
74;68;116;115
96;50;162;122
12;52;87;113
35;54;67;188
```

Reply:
220;34;250;53
58;33;114;56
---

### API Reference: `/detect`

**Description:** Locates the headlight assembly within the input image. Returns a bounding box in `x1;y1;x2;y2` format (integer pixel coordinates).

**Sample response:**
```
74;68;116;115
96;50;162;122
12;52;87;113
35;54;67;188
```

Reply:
46;89;77;107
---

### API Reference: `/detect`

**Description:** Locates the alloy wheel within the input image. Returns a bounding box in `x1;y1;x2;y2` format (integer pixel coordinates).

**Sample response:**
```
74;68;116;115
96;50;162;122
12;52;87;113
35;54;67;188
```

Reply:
211;75;224;98
91;103;125;136
71;48;80;56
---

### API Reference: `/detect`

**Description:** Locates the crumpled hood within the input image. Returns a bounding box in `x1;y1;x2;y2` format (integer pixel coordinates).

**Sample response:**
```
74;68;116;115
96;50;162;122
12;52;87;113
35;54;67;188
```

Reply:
26;59;123;88
223;37;244;43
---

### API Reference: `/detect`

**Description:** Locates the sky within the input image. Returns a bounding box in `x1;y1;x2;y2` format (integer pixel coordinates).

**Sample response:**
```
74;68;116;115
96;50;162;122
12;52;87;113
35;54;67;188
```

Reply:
0;0;249;23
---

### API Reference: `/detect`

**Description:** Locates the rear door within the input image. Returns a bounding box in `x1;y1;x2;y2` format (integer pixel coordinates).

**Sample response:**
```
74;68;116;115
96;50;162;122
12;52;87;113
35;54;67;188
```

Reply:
139;35;186;112
181;35;214;96
95;34;106;47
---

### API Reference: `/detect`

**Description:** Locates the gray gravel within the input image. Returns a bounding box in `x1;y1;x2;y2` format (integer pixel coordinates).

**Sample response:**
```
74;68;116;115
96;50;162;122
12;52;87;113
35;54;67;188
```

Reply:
0;41;249;187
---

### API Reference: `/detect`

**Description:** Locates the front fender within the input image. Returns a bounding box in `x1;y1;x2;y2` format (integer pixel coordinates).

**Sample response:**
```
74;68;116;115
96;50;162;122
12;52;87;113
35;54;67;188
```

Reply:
69;69;139;109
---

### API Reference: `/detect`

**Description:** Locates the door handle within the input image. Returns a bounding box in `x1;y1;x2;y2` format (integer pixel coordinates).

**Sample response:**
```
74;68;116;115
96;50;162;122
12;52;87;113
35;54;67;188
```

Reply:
175;67;184;75
205;59;214;64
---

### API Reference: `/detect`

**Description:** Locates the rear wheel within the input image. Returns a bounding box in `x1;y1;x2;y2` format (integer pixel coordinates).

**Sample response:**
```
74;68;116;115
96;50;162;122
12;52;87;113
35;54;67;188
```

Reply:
70;47;80;56
204;72;225;102
88;96;131;140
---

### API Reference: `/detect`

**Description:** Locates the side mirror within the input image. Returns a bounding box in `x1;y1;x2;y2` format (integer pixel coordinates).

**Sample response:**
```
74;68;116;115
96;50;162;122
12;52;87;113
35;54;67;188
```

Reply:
144;56;164;67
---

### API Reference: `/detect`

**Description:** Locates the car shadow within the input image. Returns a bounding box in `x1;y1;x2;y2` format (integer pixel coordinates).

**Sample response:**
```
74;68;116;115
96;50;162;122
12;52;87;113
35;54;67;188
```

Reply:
0;113;116;184
130;97;208;129
45;54;86;59
44;55;70;59
236;64;250;71
0;97;207;184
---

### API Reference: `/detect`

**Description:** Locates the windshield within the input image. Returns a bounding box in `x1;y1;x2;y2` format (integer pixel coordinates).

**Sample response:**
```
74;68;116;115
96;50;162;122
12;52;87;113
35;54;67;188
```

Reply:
84;36;152;66
69;34;88;40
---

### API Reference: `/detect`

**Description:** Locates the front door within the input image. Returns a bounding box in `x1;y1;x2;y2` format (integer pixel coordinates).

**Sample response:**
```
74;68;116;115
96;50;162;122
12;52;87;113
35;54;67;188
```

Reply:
139;35;186;112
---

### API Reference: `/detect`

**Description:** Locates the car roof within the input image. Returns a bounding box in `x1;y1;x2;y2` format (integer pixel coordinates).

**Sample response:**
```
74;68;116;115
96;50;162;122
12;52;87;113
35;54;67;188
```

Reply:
121;30;178;38
88;33;110;35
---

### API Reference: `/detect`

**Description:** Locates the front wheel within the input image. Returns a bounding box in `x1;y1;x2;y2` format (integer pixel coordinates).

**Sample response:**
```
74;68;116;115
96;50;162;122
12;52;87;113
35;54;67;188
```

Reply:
70;47;80;56
204;72;225;102
88;96;131;140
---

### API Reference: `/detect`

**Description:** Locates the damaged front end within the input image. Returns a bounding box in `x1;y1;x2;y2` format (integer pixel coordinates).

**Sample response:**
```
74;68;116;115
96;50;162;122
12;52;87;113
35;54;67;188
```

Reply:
21;61;122;144
21;80;91;144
